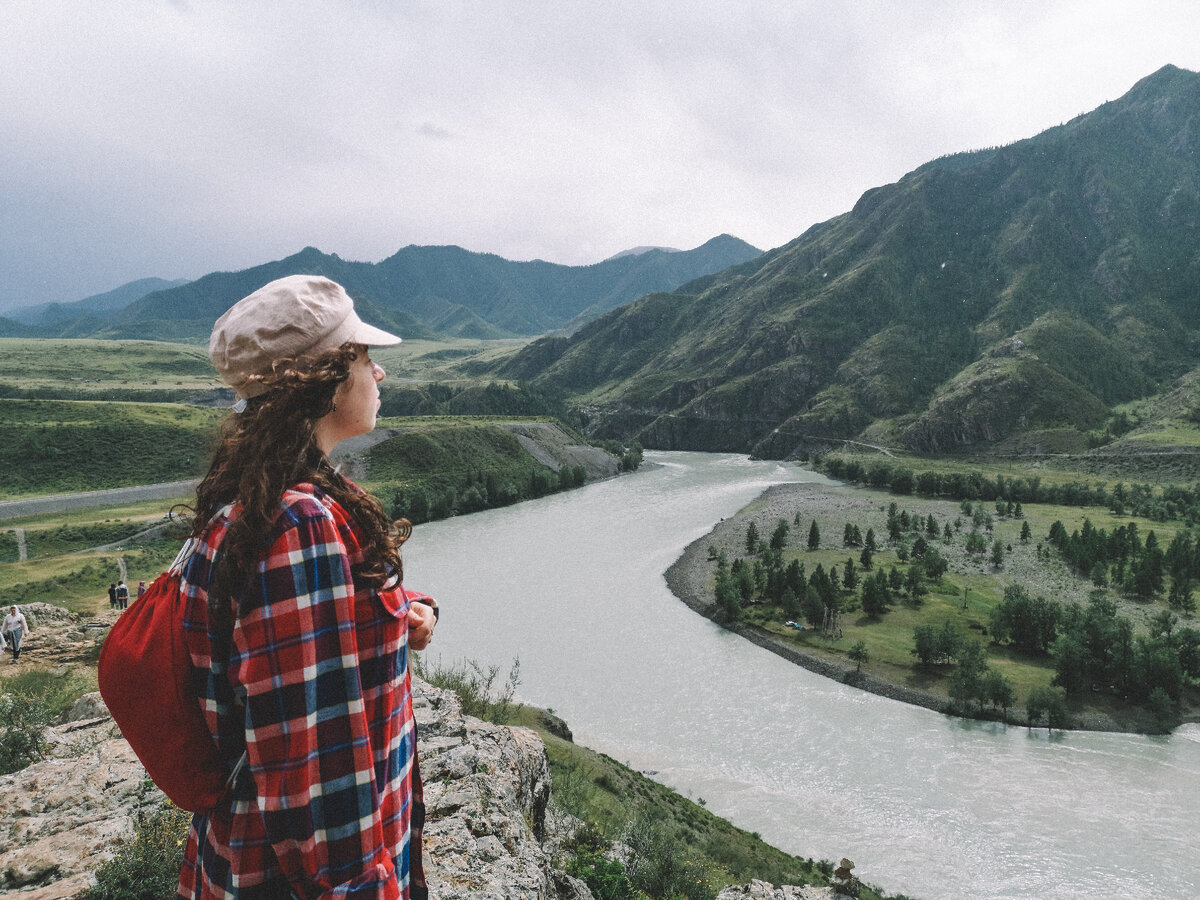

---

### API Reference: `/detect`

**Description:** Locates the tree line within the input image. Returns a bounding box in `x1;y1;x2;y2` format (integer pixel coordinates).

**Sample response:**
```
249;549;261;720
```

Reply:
820;456;1200;525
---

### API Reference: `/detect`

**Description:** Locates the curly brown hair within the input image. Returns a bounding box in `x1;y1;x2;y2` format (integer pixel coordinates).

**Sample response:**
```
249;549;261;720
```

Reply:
189;342;408;600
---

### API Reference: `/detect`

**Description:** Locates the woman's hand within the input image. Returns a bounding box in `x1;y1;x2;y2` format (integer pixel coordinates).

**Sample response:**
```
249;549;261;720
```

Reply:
407;600;437;651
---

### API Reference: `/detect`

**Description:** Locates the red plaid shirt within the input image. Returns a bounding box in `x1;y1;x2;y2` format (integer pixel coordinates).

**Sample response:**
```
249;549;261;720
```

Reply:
178;483;424;900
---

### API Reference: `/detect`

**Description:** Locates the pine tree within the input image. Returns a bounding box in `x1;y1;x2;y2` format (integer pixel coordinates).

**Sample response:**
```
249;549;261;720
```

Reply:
745;521;759;555
807;519;820;551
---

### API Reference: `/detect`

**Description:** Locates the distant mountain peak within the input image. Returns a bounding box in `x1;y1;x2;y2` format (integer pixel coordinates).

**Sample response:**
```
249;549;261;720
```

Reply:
603;245;681;262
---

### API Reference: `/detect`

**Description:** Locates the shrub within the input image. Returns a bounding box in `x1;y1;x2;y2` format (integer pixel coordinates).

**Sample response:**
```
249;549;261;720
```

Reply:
82;801;192;900
562;821;636;900
0;669;94;775
413;656;521;725
624;812;718;900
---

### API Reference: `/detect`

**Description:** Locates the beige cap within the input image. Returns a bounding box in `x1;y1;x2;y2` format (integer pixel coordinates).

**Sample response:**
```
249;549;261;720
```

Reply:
209;275;401;399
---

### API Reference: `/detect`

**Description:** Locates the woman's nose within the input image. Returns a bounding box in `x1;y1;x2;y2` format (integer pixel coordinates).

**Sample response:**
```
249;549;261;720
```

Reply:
372;361;386;382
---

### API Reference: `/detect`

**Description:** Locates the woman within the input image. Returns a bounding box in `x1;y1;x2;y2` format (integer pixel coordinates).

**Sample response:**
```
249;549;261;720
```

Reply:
178;275;436;900
2;605;29;662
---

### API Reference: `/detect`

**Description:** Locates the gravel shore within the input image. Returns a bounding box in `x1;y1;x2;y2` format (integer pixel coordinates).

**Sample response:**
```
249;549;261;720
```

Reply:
663;481;1163;733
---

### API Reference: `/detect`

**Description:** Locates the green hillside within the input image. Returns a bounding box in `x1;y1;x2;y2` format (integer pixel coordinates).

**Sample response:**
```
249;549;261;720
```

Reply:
495;65;1200;460
0;399;222;498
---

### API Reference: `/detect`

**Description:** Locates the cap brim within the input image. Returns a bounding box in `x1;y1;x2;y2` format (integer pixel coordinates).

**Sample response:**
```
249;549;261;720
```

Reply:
351;320;402;347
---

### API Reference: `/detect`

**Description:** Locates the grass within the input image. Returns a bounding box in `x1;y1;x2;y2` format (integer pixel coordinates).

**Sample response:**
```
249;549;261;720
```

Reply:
0;338;220;400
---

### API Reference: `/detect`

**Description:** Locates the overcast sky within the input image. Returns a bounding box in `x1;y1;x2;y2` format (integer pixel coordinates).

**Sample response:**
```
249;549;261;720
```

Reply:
3;1;1200;310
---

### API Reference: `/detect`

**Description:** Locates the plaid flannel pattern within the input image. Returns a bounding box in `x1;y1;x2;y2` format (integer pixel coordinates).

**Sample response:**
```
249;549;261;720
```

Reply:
178;483;424;900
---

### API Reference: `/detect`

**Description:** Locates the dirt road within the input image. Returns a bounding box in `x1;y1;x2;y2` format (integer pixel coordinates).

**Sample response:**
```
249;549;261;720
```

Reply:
0;480;199;521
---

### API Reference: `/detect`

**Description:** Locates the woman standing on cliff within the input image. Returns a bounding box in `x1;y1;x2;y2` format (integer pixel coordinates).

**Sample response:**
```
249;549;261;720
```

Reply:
178;275;437;900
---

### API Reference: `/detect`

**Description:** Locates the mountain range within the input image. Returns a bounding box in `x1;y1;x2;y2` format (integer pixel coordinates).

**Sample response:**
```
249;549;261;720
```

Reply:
493;64;1200;457
0;237;760;343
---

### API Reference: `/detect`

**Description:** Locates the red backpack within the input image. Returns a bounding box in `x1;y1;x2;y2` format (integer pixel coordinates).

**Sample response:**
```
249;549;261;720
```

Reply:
98;545;237;813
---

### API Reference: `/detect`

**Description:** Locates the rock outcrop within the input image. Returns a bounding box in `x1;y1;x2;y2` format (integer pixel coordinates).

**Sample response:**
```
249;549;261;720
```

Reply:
0;680;593;899
717;881;834;900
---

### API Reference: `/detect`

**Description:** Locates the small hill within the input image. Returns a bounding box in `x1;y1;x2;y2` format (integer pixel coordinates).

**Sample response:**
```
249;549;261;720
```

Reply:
496;65;1200;458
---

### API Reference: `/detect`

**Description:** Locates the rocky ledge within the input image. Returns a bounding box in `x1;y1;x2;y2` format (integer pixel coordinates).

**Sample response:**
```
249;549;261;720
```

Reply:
0;679;592;899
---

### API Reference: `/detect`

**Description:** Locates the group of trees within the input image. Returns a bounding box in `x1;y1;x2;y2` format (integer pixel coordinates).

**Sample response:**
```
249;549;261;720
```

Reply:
1044;518;1197;610
820;456;1200;526
989;584;1200;720
714;513;951;627
391;463;590;524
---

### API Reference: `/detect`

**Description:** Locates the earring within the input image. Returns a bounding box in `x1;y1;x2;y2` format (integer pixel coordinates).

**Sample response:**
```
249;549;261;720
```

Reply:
331;403;338;412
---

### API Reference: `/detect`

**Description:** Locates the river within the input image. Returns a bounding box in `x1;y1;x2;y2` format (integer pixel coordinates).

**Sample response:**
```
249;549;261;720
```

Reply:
404;451;1200;900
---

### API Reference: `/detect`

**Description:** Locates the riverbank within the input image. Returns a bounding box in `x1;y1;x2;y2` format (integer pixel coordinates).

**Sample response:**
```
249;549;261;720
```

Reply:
664;481;1194;734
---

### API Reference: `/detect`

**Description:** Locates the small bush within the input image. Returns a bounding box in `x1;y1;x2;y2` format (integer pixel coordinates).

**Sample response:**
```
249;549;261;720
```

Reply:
562;821;636;900
624;812;719;900
0;669;94;775
82;802;192;900
414;656;521;725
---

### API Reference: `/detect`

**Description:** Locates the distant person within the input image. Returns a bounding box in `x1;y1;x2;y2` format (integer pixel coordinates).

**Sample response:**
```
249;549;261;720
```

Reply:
178;275;436;899
136;580;147;602
108;583;118;609
115;580;129;610
3;605;29;662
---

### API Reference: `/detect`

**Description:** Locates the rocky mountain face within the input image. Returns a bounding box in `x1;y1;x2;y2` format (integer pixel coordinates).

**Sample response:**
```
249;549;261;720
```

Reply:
500;65;1200;457
3;237;761;345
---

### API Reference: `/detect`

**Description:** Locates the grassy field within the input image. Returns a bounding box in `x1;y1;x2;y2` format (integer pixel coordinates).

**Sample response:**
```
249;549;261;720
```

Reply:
0;338;220;399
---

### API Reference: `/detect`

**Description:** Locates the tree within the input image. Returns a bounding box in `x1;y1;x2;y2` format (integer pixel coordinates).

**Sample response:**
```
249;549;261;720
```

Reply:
859;545;874;570
983;669;1016;721
947;641;989;713
912;624;938;665
785;559;806;597
1168;577;1196;614
991;538;1005;569
923;547;948;582
745;522;760;555
1020;520;1032;542
848;640;869;674
807;519;820;551
905;564;926;601
861;570;890;618
1051;631;1089;695
770;519;790;552
801;586;825;628
781;586;802;618
926;513;939;536
864;528;877;552
714;572;742;624
965;530;987;555
842;558;858;591
1026;685;1070;730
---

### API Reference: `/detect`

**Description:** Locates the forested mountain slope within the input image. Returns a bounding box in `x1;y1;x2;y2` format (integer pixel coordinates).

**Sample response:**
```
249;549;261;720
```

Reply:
9;236;760;343
498;65;1200;457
